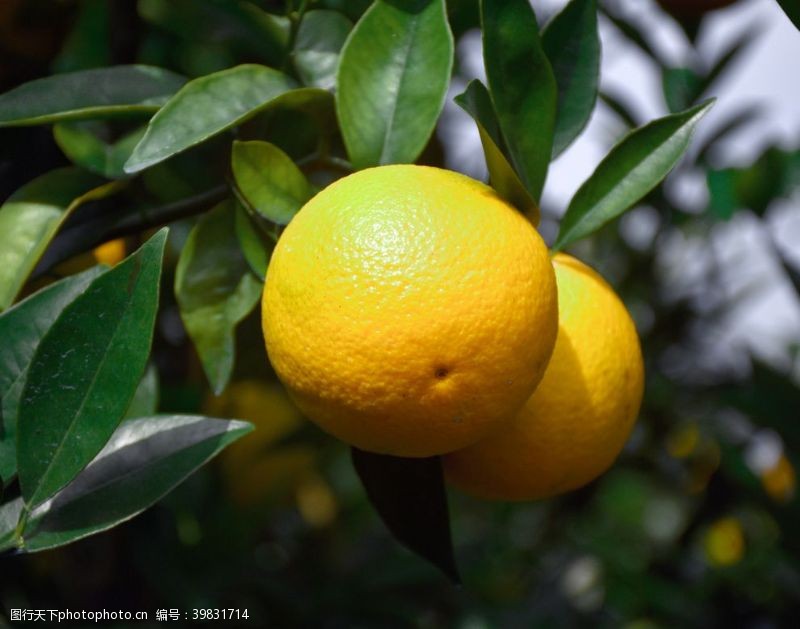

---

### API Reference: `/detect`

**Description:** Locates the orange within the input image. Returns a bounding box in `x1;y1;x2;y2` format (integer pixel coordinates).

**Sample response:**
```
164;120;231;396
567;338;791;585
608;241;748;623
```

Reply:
262;165;557;457
444;254;644;500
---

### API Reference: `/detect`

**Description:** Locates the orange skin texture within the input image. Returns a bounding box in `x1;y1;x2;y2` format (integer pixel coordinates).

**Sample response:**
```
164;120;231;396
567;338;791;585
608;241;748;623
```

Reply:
262;165;558;457
444;254;645;500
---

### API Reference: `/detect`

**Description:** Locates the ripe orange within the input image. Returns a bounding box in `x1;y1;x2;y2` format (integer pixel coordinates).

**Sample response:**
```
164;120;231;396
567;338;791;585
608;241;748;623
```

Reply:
444;254;644;500
262;165;558;457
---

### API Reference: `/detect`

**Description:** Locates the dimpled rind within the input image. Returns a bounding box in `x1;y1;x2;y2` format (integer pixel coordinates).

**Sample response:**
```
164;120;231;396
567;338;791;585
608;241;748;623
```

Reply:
443;253;645;499
262;165;558;457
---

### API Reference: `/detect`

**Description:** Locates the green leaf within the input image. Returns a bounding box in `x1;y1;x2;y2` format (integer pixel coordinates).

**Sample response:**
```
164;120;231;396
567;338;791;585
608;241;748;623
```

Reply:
454;80;539;223
124;64;299;173
482;0;557;201
17;415;252;552
175;203;261;395
17;230;168;508
662;67;703;113
52;0;111;73
140;0;290;68
123;364;160;421
235;205;274;281
707;169;739;220
0;66;186;127
336;0;454;168
0;168;112;311
231;140;314;225
54;122;146;179
553;100;714;250
0;268;104;484
542;0;600;158
776;0;800;31
294;10;353;90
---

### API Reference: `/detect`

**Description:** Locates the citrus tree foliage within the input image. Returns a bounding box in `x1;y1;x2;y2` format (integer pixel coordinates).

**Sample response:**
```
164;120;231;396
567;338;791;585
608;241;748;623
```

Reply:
1;1;799;625
0;0;709;557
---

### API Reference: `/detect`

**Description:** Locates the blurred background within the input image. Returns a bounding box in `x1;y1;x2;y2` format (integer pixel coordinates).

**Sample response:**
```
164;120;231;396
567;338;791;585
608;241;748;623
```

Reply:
1;0;800;627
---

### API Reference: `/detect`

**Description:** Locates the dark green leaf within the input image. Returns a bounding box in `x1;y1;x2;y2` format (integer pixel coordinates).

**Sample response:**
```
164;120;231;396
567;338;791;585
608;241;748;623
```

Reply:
18;415;252;552
0;66;186;127
554;100;714;250
351;448;460;584
175;203;261;395
707;169;739;220
482;0;557;200
123;365;160;421
662;67;703;113
235;205;274;281
336;0;454;168
0;168;112;311
231;140;314;225
139;0;290;68
776;0;800;31
542;0;600;157
52;0;111;73
294;10;353;90
124;65;299;173
0;268;103;483
54;122;145;179
454;80;539;222
17;230;167;508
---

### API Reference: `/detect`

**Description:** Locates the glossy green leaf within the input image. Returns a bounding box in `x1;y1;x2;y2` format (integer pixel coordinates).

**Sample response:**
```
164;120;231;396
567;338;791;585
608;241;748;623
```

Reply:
231;140;314;225
294;10;353;89
17;415;252;552
17;230;167;508
123;364;160;421
175;203;261;395
482;0;557;200
336;0;454;168
554;100;714;251
0;268;103;484
0;66;186;127
454;80;539;223
0;168;111;311
235;205;274;281
542;0;600;157
124;65;299;173
776;0;800;31
54;122;145;179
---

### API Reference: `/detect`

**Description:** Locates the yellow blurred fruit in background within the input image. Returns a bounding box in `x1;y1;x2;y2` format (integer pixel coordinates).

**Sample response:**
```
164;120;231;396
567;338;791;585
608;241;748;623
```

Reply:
704;517;745;566
207;381;318;508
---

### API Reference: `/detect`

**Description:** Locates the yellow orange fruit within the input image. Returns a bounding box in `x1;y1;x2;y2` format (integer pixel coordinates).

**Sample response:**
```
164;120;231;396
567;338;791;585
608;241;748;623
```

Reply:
262;165;557;457
444;253;644;500
704;517;745;566
93;238;126;266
